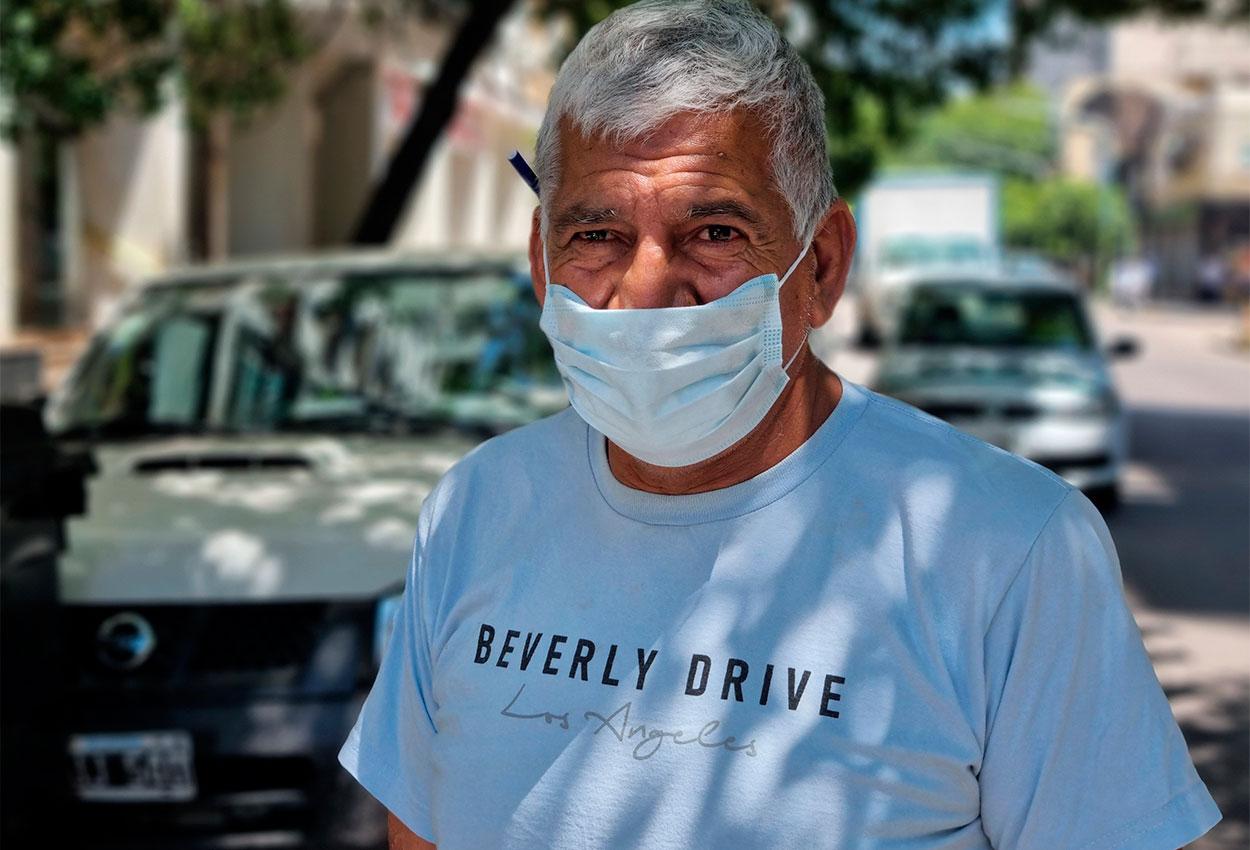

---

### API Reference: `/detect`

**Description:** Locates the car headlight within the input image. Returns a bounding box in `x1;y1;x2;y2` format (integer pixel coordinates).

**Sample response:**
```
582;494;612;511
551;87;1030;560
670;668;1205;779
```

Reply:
373;589;404;667
1075;388;1119;417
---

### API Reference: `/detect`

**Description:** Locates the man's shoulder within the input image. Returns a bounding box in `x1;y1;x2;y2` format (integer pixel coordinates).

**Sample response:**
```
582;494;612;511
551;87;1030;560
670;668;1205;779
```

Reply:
843;382;1093;638
419;406;584;525
462;404;583;467
848;382;1075;532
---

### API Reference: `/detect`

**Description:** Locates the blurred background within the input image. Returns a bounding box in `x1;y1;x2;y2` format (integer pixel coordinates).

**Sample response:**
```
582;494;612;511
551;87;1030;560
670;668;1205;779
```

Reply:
0;1;1246;848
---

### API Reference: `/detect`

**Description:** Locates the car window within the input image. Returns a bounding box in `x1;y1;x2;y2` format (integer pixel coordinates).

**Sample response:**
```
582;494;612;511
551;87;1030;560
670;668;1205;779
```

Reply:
47;283;231;435
148;315;216;426
897;285;1093;350
46;267;564;438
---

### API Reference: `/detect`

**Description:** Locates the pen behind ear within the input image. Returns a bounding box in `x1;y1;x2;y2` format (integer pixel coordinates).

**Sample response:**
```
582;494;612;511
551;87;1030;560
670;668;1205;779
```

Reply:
508;150;541;197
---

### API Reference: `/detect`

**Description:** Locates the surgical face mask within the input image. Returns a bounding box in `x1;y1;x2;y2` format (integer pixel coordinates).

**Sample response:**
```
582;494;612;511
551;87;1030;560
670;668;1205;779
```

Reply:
538;242;811;468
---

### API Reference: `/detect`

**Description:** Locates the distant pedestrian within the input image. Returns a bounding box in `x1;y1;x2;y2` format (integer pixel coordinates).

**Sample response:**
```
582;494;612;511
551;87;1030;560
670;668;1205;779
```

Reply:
1111;252;1154;310
1197;254;1226;303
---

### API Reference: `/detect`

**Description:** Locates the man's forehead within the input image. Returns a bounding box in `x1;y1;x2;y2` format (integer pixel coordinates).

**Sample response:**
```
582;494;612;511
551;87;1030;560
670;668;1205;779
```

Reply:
550;109;785;227
556;109;764;175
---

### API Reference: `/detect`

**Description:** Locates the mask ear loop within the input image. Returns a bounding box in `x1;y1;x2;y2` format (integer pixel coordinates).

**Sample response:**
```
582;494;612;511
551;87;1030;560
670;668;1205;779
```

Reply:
780;243;814;376
782;326;810;375
542;238;553;290
778;243;810;289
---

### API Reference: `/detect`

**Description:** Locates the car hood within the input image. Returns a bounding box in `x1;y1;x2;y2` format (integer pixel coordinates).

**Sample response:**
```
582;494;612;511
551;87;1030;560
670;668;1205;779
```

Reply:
59;433;479;604
875;346;1108;398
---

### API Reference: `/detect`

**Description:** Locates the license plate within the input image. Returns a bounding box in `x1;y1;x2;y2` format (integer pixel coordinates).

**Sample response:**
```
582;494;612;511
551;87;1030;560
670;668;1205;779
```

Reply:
69;731;197;802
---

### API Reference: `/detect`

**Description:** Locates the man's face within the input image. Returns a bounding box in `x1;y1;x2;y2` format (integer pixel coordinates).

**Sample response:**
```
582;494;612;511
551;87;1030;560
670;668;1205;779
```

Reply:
529;109;853;354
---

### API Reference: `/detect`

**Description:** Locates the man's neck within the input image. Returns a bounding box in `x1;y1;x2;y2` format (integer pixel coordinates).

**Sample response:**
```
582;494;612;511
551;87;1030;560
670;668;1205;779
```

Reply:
606;352;844;495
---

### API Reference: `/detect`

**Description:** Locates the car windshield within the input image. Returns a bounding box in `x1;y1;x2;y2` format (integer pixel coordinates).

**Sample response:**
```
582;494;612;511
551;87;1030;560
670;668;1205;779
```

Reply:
897;285;1094;350
46;265;566;438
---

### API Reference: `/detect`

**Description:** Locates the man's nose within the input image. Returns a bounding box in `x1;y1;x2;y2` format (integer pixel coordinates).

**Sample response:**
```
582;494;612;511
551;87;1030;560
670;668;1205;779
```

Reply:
614;238;683;309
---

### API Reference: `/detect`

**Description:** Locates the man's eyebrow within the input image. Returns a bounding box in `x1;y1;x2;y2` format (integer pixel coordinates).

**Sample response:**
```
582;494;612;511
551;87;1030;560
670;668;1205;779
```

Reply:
551;204;619;229
550;199;767;231
683;200;764;227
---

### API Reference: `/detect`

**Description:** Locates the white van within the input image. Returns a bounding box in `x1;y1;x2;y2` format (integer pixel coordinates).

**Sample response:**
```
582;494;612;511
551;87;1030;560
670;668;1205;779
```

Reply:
852;172;1001;346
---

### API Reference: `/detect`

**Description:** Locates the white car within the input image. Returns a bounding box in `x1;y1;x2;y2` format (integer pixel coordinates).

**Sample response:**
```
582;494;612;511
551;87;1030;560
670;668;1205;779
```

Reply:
44;251;566;848
871;272;1137;511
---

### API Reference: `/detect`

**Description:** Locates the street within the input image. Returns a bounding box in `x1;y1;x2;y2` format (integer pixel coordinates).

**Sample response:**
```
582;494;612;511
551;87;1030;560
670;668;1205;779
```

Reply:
815;295;1250;849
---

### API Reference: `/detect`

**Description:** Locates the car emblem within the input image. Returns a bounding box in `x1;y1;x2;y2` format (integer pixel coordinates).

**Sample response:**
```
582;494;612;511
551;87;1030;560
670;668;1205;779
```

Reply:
96;612;157;671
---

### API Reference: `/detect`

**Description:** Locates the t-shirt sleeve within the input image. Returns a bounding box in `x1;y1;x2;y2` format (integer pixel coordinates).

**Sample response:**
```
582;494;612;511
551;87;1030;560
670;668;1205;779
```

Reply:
337;532;438;842
978;488;1222;850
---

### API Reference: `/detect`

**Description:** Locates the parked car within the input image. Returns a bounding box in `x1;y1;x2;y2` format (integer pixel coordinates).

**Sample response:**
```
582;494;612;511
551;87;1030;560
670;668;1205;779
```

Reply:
871;270;1137;511
44;251;566;849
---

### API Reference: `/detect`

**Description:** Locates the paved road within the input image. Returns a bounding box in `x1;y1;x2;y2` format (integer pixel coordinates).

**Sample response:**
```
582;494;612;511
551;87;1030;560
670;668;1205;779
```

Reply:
815;295;1250;849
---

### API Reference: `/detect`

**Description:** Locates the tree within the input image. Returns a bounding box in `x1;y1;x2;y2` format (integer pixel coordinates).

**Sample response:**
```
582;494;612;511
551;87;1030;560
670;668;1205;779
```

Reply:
1002;178;1135;290
882;81;1136;288
0;0;313;263
535;0;1011;201
0;0;309;140
529;0;1227;204
0;0;518;248
883;82;1056;180
2;0;1226;247
352;0;518;243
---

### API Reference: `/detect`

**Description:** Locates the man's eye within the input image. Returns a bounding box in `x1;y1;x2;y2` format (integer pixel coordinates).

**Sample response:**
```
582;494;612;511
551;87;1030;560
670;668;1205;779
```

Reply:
574;230;612;243
701;225;738;243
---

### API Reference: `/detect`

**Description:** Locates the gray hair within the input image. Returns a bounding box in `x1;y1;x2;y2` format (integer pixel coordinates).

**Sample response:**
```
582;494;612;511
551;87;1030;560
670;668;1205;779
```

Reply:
534;0;836;244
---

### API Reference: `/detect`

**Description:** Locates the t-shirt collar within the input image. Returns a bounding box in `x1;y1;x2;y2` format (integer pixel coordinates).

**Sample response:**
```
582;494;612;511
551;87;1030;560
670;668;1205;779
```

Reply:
586;375;869;526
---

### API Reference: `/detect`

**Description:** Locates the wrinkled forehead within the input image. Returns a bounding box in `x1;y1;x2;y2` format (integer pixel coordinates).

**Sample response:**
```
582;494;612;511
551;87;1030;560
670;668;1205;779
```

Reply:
546;108;788;229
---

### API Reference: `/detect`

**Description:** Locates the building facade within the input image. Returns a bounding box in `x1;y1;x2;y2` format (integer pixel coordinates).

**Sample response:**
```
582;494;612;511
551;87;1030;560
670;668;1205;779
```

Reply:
1059;15;1250;298
0;3;555;342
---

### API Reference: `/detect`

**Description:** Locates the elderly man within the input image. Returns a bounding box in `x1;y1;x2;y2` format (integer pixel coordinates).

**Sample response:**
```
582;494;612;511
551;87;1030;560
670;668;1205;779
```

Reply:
338;2;1222;848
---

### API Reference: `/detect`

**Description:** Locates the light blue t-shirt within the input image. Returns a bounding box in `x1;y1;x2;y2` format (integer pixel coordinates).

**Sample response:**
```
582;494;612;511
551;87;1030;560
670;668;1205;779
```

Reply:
339;376;1221;849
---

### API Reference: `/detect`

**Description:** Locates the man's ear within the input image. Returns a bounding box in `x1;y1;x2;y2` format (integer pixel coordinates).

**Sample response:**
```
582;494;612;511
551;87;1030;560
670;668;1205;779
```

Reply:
808;198;856;329
528;208;546;306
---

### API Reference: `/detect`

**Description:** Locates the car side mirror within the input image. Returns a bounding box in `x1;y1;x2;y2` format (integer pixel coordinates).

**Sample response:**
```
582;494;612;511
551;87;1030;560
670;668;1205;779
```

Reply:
1107;336;1139;359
